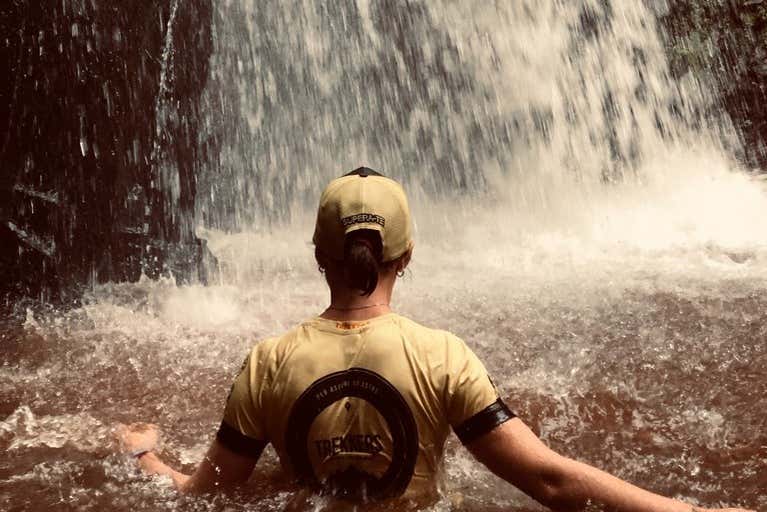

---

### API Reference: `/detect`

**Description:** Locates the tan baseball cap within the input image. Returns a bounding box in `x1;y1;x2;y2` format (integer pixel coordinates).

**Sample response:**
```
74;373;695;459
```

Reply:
313;167;413;262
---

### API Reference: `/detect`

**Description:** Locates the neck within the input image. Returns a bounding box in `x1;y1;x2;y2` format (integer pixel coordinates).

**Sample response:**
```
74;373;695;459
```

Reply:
321;303;392;322
320;275;396;321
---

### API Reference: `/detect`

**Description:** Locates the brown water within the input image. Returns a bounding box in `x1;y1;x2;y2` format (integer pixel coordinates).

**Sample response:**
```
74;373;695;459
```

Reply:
2;243;766;510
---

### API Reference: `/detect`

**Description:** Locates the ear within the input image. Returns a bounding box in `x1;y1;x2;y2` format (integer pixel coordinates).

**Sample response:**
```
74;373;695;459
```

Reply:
397;246;413;273
314;246;330;272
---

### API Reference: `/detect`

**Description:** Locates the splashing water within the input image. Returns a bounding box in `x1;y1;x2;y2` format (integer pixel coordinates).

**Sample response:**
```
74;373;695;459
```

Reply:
2;1;767;511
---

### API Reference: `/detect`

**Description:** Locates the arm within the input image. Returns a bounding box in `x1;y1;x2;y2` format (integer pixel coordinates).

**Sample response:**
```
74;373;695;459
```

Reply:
117;423;262;493
466;418;753;512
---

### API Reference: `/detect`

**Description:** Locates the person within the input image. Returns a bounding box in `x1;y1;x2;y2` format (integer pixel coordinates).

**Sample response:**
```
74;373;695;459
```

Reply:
117;167;754;512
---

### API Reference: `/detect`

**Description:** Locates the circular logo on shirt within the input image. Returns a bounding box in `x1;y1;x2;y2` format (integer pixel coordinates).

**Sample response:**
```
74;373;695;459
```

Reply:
284;368;418;500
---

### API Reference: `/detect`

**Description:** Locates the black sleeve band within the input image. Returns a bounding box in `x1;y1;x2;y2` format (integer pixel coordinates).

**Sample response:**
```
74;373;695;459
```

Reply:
216;421;268;458
453;398;516;445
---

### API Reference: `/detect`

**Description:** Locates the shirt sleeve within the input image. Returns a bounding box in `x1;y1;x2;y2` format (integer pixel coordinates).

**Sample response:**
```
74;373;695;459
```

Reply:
444;335;515;445
216;345;269;457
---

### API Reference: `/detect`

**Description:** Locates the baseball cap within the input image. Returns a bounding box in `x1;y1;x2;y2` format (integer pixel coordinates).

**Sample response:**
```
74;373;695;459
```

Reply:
313;167;413;262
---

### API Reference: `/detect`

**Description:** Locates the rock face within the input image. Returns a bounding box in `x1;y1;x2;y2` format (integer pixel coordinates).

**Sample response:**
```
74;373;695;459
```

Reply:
0;0;213;300
660;0;767;170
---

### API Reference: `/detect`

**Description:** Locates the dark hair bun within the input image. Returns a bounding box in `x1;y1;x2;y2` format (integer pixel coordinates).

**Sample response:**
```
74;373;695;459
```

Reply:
343;230;383;295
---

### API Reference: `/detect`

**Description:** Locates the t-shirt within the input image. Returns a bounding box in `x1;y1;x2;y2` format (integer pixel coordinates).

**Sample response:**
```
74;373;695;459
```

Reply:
216;312;514;500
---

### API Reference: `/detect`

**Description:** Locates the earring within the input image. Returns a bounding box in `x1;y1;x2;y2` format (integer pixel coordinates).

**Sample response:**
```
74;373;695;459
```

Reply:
318;266;325;274
397;269;405;278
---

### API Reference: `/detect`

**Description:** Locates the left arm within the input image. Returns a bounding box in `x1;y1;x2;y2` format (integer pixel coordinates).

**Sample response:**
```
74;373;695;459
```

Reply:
120;346;271;492
117;423;263;493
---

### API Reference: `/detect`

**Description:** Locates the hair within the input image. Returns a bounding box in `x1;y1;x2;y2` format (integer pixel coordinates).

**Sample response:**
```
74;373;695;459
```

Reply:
343;229;383;296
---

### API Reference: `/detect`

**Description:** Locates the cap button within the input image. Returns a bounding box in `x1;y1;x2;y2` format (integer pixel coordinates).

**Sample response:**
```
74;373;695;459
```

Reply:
346;166;383;178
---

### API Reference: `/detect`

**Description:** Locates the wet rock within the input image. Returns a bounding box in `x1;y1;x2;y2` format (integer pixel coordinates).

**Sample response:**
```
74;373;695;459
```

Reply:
659;0;767;171
0;0;214;301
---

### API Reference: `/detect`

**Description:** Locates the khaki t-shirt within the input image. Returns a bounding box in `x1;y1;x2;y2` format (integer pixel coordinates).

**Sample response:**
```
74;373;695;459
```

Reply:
217;313;514;499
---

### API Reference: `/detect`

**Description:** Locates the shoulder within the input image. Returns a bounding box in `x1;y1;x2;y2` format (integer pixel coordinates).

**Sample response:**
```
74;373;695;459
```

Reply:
389;314;468;356
401;314;465;340
245;325;303;368
393;318;486;375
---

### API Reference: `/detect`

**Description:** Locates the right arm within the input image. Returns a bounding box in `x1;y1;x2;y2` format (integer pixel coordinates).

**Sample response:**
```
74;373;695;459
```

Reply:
466;418;753;512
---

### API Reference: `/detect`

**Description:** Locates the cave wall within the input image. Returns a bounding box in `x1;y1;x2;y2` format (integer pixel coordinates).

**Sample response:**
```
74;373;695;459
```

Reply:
0;0;213;301
660;0;767;171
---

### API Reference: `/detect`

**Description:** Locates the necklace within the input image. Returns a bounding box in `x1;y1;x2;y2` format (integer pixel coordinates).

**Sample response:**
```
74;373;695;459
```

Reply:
327;303;389;311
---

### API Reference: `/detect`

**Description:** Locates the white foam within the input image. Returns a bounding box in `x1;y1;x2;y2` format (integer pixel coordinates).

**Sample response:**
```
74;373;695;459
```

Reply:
1;406;109;452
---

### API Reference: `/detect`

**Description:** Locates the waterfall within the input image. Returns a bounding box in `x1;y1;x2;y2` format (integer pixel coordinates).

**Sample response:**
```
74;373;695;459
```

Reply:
152;0;182;222
194;0;766;280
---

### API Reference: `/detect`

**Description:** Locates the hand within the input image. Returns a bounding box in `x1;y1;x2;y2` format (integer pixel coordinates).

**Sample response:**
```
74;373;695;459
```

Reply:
114;422;160;454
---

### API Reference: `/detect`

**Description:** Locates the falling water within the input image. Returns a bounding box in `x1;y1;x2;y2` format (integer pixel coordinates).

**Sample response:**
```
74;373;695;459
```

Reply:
2;1;766;511
151;0;182;227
